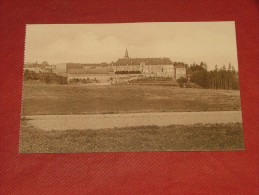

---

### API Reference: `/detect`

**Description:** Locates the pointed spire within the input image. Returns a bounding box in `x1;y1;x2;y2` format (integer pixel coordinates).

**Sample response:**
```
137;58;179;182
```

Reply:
124;48;129;59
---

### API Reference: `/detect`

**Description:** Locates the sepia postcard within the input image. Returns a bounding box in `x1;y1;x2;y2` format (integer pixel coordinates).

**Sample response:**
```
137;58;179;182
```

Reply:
19;22;244;153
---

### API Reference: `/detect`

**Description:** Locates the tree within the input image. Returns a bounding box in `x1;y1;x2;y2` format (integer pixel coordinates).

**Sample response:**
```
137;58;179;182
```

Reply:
228;63;232;71
200;62;207;70
231;66;236;73
214;65;218;71
222;65;226;71
189;64;239;90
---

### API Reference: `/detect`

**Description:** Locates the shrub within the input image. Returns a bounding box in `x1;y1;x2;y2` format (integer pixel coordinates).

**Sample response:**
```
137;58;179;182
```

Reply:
23;70;67;84
177;77;188;88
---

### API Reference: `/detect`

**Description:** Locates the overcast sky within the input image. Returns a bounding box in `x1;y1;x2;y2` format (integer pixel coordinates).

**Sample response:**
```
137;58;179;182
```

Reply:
25;22;238;70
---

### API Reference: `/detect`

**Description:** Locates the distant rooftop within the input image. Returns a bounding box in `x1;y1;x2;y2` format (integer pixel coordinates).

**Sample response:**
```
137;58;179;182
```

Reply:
86;67;113;74
82;63;108;67
66;63;86;74
66;63;83;69
66;63;113;74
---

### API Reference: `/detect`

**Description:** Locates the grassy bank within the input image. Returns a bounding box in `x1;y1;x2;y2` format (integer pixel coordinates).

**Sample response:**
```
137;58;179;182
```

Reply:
19;121;244;153
22;82;241;115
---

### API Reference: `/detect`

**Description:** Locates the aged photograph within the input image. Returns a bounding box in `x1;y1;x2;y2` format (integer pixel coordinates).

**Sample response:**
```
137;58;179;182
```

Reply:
19;22;243;153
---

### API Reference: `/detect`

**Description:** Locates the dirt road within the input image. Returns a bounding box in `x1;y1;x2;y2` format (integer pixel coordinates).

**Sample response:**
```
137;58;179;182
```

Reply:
25;111;242;131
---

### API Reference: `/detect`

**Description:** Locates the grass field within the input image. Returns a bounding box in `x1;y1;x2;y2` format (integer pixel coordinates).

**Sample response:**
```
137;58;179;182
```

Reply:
22;81;241;115
19;120;244;153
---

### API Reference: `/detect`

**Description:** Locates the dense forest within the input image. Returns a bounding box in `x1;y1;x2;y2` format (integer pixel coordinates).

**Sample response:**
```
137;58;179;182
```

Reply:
186;62;239;90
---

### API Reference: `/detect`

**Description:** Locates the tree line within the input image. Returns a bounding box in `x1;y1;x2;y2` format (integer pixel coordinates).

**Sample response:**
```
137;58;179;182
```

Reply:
188;62;239;90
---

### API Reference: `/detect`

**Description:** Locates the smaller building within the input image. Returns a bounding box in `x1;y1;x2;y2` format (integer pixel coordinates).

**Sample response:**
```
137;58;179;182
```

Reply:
82;63;109;71
66;63;87;80
66;63;114;83
174;63;187;79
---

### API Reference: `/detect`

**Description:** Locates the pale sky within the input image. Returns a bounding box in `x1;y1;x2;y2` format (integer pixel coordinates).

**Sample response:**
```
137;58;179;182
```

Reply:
25;22;239;70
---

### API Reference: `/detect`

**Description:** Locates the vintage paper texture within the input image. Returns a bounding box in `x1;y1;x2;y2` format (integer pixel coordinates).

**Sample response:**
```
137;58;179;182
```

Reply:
19;22;244;153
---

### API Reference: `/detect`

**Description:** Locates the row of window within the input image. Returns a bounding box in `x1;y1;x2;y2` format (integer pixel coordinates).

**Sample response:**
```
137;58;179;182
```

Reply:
116;66;175;71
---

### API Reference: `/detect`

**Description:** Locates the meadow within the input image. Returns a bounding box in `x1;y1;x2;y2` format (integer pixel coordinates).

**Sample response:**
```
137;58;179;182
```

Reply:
19;120;244;153
22;81;241;115
20;81;243;153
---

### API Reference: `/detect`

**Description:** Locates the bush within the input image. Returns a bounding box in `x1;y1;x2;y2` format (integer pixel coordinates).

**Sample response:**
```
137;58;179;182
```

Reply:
44;75;51;83
23;70;67;84
23;69;39;80
177;77;188;88
177;77;187;83
69;77;101;84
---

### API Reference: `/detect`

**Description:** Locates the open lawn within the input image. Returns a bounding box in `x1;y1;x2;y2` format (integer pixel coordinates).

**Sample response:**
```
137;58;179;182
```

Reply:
22;81;241;115
19;120;244;153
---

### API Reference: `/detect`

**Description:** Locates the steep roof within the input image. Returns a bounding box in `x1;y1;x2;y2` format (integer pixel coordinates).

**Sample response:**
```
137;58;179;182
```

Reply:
66;63;87;74
85;67;113;74
82;63;108;67
114;58;173;66
66;63;83;69
66;63;114;74
67;68;87;74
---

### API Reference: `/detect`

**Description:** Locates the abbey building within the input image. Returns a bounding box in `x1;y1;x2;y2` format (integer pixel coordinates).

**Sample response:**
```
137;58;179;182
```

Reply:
112;49;186;79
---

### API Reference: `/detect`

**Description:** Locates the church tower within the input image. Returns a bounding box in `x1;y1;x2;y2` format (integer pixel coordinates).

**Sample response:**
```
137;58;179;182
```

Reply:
124;48;129;59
